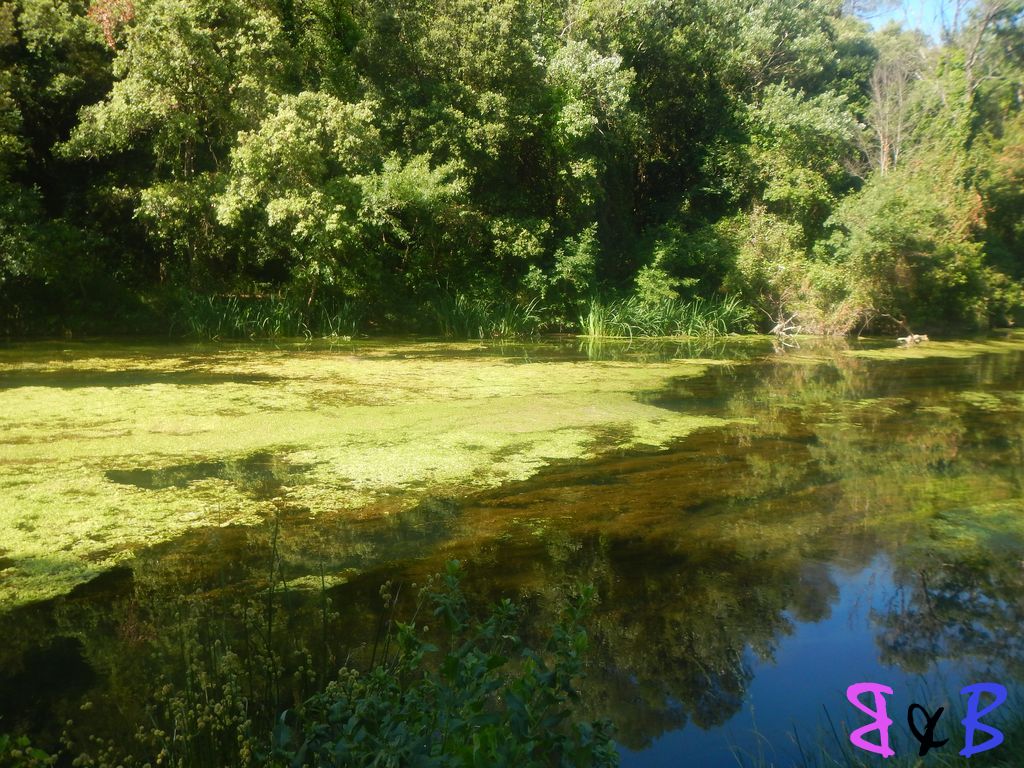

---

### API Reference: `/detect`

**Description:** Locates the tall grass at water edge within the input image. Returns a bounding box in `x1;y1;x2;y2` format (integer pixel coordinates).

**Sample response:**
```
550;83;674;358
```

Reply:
429;293;544;339
169;290;752;341
170;291;363;340
580;295;755;338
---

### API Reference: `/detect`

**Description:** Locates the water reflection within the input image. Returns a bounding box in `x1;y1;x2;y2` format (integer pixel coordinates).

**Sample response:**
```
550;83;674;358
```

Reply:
0;340;1022;766
105;452;312;495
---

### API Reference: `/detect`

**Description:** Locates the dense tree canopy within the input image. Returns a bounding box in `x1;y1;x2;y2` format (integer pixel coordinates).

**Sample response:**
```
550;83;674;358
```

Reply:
0;0;1020;335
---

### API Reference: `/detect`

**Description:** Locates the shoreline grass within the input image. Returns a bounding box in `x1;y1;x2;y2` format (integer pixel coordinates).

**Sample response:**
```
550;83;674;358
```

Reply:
168;290;364;340
579;295;756;339
428;292;544;339
159;290;757;342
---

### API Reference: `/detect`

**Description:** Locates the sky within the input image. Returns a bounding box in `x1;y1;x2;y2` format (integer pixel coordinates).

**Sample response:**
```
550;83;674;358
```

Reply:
865;0;959;41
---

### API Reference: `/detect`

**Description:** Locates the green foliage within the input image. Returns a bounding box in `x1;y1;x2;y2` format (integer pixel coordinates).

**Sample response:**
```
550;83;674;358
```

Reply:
62;0;285;164
632;219;737;301
429;292;542;338
547;40;634;147
828;153;1004;329
0;16;40;287
58;0;289;283
975;110;1024;324
217;92;380;291
747;85;856;236
541;225;600;323
721;0;842;94
273;562;618;767
0;0;1021;335
356;153;471;301
718;207;870;335
580;295;755;338
0;734;56;767
285;0;361;97
633;263;682;305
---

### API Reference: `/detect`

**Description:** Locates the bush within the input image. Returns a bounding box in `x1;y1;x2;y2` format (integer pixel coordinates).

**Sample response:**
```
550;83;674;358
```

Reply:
1;563;615;768
272;562;617;767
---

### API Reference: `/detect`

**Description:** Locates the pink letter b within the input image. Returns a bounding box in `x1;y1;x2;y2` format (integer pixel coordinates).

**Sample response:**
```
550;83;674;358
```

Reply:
847;682;896;758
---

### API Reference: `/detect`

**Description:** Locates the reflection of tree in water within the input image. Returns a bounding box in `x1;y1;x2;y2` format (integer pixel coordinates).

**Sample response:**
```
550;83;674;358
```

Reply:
0;495;840;754
720;344;1024;684
105;451;312;497
3;345;1024;755
874;525;1024;678
579;551;788;745
567;540;788;743
448;488;848;748
433;535;802;749
791;561;840;623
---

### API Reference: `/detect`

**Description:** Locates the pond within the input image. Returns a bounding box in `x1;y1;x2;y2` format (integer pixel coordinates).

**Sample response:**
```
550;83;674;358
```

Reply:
1;333;1023;766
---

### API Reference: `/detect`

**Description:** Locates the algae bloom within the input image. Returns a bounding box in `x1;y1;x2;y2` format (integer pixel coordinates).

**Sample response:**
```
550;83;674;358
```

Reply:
0;341;730;608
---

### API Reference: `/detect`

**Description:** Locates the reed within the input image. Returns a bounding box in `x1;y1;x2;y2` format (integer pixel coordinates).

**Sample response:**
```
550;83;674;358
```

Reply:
170;291;363;340
580;294;755;338
429;292;544;339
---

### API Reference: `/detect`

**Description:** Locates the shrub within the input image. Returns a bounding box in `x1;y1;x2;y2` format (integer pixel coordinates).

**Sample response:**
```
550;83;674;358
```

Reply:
1;563;615;768
272;562;618;767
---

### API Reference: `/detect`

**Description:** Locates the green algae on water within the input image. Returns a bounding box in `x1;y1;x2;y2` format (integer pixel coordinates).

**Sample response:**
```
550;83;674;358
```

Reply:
0;344;730;608
844;337;1024;360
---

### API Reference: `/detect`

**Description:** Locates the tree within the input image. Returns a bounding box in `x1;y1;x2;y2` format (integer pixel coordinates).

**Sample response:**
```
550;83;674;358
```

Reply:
748;84;857;236
216;92;379;296
828;152;996;329
958;0;1023;107
0;3;43;289
862;26;928;174
61;0;289;282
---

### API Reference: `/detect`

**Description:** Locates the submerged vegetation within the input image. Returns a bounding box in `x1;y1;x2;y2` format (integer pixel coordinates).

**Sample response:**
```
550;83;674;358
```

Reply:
0;0;1021;337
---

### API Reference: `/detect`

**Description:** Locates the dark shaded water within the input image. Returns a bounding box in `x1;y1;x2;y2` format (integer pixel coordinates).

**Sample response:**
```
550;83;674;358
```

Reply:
1;336;1023;766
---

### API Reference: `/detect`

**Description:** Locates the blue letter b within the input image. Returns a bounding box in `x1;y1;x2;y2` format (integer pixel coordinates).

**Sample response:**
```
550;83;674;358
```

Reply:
960;683;1007;758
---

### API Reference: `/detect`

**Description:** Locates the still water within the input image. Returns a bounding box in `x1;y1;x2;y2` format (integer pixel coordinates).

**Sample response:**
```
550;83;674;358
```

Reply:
1;335;1022;766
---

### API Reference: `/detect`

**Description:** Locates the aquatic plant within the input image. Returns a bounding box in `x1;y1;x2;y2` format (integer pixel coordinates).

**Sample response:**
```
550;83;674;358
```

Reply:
0;345;725;608
169;290;363;340
429;292;544;339
579;295;755;339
